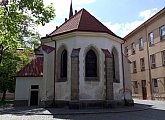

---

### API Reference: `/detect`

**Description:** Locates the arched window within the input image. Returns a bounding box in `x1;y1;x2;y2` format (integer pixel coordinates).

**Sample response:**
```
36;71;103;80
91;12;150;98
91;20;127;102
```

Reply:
85;50;97;77
112;48;120;83
60;49;67;78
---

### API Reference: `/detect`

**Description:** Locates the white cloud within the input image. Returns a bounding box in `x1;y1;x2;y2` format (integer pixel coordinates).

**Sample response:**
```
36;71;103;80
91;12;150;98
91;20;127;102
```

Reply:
43;0;96;19
104;8;158;37
37;21;61;37
139;8;158;20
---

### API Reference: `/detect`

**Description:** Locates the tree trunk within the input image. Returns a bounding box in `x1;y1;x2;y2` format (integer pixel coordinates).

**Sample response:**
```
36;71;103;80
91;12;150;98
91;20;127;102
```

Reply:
1;90;7;101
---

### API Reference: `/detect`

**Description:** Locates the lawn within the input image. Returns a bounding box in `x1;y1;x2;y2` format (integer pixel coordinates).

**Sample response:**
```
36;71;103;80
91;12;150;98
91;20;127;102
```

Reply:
0;100;14;106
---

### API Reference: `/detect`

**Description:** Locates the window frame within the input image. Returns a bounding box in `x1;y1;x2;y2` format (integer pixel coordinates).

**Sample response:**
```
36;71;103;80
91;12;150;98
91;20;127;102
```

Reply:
132;61;137;73
161;50;165;66
85;49;98;78
125;46;128;56
139;37;144;50
150;54;156;69
160;25;165;41
60;49;67;78
140;58;145;71
148;32;154;46
153;79;158;87
133;81;138;94
131;42;136;54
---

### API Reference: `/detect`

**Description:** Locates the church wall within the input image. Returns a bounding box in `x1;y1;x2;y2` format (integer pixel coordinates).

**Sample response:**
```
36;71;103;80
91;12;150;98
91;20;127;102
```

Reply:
52;35;124;101
75;36;124;100
42;42;55;101
42;35;127;101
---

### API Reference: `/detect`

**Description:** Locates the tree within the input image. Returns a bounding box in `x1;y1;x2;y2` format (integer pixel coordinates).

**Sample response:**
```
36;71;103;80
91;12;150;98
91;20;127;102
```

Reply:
0;0;55;64
0;48;30;101
0;0;55;101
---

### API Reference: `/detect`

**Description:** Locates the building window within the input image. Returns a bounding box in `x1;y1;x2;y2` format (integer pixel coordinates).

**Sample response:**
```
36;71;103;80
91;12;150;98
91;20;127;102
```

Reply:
139;38;144;50
152;79;159;93
153;79;158;87
131;42;136;54
132;61;137;73
148;32;154;46
150;54;156;69
132;81;138;94
162;50;165;66
125;46;128;56
31;85;39;89
112;48;120;83
160;25;165;40
85;50;97;77
140;58;145;71
60;49;67;78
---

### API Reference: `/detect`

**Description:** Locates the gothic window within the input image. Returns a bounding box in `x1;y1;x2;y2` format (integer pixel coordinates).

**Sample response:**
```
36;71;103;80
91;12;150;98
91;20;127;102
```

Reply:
85;50;97;77
60;49;67;78
112;48;120;83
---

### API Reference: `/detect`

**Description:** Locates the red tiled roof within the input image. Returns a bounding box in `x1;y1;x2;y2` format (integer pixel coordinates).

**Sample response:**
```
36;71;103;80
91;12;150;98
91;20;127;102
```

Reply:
15;57;43;77
44;8;122;40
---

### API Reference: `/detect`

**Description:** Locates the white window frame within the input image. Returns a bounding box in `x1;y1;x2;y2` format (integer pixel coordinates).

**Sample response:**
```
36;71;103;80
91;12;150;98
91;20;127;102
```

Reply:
139;38;144;50
149;32;154;46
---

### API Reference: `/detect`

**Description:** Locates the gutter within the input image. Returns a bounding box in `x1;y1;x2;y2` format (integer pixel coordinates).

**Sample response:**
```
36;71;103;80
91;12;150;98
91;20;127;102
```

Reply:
50;36;57;105
144;25;153;100
121;41;126;105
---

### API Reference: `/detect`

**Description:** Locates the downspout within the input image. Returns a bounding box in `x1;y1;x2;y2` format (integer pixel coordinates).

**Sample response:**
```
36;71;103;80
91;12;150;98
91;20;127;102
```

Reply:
50;37;56;105
144;24;153;100
121;41;126;105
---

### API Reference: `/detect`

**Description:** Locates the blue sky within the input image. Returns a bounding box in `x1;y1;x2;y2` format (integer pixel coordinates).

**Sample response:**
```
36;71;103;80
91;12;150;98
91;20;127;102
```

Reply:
38;0;165;37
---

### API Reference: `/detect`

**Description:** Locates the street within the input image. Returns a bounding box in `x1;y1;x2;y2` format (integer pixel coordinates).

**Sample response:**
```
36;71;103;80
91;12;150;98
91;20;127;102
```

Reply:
0;99;165;120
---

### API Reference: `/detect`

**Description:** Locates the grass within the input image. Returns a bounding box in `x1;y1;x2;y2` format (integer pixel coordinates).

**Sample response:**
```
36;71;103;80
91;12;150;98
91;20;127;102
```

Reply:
0;100;14;106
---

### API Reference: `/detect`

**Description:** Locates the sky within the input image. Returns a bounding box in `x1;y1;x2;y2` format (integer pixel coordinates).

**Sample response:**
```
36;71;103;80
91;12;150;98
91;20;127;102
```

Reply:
38;0;165;37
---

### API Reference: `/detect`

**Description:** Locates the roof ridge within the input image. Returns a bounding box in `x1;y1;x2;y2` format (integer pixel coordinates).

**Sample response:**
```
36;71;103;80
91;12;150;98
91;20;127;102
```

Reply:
77;8;84;29
49;9;83;36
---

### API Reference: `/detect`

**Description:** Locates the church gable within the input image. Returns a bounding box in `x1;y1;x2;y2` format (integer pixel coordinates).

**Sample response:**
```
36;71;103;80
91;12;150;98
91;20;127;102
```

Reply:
47;8;122;40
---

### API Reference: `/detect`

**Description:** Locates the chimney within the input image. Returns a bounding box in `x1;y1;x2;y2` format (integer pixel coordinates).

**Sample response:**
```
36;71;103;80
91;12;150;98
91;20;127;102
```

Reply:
75;10;77;14
56;26;58;29
65;18;67;21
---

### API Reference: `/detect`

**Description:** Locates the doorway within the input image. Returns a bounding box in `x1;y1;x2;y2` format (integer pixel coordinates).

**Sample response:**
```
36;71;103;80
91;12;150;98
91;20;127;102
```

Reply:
30;85;39;106
30;91;38;106
141;80;147;100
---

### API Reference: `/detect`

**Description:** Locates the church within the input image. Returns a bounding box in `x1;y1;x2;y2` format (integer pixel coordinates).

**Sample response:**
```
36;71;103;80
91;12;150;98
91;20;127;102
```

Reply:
14;3;133;108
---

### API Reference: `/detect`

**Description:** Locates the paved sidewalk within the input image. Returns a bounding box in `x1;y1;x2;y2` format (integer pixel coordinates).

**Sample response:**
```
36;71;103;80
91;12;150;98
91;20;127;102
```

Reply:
0;103;150;115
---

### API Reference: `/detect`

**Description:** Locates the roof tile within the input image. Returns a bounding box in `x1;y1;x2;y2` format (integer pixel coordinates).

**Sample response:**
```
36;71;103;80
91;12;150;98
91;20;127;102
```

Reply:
15;57;43;77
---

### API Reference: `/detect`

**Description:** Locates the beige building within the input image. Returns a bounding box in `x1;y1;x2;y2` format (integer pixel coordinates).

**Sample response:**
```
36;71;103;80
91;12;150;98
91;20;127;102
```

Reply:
124;7;165;100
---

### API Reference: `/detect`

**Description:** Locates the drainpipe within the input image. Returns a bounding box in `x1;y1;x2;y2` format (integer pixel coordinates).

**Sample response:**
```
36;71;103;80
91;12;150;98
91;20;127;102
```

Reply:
144;25;153;100
121;41;126;105
50;37;56;106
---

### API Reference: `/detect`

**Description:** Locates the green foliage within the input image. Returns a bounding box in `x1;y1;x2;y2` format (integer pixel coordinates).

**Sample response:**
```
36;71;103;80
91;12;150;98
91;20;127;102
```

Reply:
0;48;30;93
0;100;14;106
0;0;55;100
0;0;55;60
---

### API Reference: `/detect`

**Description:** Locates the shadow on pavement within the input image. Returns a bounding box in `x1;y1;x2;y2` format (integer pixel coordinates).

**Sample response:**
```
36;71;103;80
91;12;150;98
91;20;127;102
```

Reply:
1;103;165;120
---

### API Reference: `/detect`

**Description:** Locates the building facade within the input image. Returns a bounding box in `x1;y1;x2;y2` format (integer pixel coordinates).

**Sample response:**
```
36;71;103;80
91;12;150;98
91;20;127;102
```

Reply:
124;8;165;100
15;8;133;107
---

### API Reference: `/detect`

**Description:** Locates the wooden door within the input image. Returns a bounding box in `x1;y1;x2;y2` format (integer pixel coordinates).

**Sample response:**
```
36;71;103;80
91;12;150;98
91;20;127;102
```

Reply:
141;80;147;100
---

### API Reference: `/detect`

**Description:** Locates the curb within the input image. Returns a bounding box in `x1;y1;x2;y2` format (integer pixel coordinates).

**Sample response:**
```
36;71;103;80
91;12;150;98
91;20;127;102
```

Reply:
0;106;150;115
